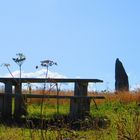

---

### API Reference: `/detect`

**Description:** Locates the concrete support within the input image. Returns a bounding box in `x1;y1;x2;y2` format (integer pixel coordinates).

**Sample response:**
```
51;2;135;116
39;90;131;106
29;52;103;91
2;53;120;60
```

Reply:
14;83;27;118
70;82;90;119
3;82;12;118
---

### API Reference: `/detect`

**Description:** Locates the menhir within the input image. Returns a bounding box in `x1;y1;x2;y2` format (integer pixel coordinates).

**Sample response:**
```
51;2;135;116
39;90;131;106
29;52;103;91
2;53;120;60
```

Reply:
115;58;129;91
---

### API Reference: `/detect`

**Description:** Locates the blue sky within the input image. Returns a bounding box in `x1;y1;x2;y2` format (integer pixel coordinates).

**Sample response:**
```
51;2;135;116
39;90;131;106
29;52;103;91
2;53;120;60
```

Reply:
0;0;140;91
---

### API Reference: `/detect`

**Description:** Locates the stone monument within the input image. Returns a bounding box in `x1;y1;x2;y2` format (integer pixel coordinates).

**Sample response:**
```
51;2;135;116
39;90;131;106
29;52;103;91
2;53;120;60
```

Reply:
115;58;129;91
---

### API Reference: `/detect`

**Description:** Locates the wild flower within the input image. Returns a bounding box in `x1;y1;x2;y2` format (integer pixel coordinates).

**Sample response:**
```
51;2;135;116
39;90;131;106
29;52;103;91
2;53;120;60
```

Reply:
40;60;57;67
36;59;58;128
12;53;26;78
1;63;15;79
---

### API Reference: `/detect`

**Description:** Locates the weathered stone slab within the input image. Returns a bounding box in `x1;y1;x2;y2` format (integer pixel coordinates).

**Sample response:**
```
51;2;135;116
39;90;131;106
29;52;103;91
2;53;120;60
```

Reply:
115;58;129;91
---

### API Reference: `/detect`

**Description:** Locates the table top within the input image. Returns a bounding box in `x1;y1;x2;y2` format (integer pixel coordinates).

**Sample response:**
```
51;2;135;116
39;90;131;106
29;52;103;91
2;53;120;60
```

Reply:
0;77;103;83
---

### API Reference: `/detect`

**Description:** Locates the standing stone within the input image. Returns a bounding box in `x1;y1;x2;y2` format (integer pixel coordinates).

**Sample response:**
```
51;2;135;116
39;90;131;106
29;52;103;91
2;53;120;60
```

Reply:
115;58;129;91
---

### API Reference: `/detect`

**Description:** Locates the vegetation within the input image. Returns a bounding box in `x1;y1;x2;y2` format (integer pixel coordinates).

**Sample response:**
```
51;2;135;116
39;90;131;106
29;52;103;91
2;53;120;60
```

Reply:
1;53;139;139
0;91;140;140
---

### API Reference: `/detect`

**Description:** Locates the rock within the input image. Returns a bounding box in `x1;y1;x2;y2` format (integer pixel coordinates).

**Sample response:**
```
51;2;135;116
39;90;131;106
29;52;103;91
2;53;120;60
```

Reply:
115;58;129;91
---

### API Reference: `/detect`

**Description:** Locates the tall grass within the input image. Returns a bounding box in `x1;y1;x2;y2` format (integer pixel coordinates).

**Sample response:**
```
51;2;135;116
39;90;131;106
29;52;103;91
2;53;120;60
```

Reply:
1;90;140;139
25;90;140;107
1;99;140;140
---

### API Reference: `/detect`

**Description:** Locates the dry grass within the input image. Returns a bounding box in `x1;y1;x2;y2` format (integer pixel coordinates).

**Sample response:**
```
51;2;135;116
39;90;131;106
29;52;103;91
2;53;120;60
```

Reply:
26;90;73;105
104;91;140;104
24;89;140;106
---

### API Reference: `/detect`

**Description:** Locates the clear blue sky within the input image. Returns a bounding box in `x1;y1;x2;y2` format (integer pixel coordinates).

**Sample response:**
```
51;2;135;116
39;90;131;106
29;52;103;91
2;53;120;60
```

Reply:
0;0;140;91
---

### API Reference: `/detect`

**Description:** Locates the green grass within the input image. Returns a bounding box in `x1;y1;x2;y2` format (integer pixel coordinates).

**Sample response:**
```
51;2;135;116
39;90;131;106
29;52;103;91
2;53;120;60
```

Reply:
0;101;140;140
27;103;70;119
90;101;140;139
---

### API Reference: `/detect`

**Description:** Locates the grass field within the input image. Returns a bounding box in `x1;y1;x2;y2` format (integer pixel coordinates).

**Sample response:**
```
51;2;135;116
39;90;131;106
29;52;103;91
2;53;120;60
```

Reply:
0;91;140;140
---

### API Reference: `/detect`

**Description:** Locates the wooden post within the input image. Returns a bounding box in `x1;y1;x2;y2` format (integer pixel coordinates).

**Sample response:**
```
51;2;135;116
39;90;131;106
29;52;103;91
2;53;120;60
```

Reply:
14;83;27;118
70;82;90;119
3;82;12;118
0;94;4;114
